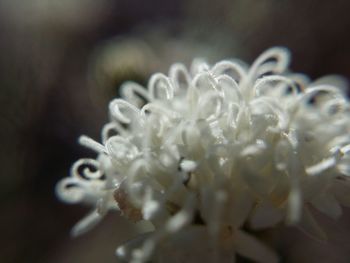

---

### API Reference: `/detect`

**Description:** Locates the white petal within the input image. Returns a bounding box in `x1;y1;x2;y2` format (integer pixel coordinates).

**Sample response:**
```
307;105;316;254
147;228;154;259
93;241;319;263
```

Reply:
235;230;279;263
297;206;327;242
78;135;107;154
71;209;103;237
116;232;153;262
239;165;271;196
286;188;302;224
311;75;348;93
306;157;337;176
310;193;342;219
250;201;283;229
230;191;254;228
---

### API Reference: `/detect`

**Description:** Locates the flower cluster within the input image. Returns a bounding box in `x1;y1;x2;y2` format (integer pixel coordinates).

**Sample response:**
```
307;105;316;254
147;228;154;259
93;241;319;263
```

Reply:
56;47;350;262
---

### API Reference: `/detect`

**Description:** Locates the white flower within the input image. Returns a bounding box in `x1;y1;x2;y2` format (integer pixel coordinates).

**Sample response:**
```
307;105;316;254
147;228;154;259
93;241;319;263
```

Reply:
56;47;350;262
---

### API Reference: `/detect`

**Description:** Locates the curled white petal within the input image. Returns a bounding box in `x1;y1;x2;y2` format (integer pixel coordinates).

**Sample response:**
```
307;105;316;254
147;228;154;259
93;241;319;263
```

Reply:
109;99;141;124
248;46;290;78
71;158;103;180
56;177;86;204
148;73;174;101
79;135;107;154
121;81;150;107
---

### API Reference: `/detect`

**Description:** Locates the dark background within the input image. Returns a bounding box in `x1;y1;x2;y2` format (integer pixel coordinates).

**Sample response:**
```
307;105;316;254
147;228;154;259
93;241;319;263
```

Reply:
1;0;350;262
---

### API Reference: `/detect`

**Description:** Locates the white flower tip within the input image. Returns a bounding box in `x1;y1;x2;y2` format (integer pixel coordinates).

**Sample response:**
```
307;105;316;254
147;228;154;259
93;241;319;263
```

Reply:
298;207;328;242
306;157;336;176
55;178;85;204
142;200;160;220
79;135;107;154
179;159;197;172
116;246;126;257
70;210;102;237
287;189;302;224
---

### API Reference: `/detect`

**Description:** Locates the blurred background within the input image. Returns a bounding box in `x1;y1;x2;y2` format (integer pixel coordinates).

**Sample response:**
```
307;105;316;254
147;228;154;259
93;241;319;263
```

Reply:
1;0;350;262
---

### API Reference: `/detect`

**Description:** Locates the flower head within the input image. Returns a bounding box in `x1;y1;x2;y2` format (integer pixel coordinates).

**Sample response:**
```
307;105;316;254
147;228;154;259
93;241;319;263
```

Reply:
56;47;350;262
